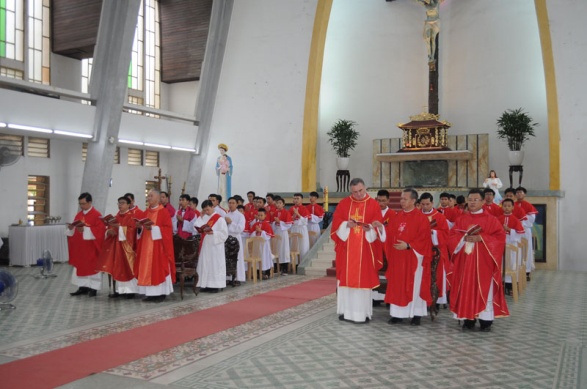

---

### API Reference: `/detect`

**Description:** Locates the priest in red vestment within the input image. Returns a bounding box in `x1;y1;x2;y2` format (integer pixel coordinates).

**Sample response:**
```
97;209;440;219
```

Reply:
385;189;432;326
96;196;138;298
134;189;175;302
66;192;106;297
331;178;385;323
448;189;509;332
419;192;450;312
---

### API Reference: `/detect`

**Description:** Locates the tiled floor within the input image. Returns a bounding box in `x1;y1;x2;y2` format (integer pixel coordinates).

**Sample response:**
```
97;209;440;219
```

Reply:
0;264;585;389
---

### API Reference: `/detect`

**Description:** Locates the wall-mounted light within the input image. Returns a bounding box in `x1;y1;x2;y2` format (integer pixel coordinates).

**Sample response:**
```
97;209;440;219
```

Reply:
171;146;196;152
119;139;144;145
8;123;52;133
54;130;93;138
144;142;171;149
0;122;6;128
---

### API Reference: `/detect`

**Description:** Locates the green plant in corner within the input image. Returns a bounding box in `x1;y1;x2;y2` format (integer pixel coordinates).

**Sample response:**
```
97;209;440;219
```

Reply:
496;108;537;151
327;119;359;158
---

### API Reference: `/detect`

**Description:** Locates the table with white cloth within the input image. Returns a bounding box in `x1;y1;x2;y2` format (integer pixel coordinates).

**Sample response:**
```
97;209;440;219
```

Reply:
8;224;69;266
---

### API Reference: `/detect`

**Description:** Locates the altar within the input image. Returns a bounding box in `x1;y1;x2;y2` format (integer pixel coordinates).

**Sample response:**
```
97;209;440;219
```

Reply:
8;224;69;266
372;133;489;188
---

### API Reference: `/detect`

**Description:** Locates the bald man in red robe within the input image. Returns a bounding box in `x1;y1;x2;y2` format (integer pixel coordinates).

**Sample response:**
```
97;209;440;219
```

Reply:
449;189;509;332
331;178;385;323
385;189;432;326
134;189;175;302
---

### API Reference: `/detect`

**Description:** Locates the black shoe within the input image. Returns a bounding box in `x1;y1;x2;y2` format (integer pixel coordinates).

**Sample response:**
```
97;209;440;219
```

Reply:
108;292;120;298
372;300;382;307
435;303;440;310
70;287;89;296
142;296;156;302
462;319;476;330
208;288;219;293
526;273;531;282
88;289;97;297
365;317;370;323
339;314;345;321
125;293;136;299
443;304;448;309
388;317;403;324
479;319;493;332
153;295;166;303
410;316;421;326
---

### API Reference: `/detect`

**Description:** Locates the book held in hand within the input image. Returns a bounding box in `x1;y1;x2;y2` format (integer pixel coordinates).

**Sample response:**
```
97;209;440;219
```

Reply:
195;225;212;234
349;218;370;228
100;214;118;226
133;217;154;227
67;219;86;228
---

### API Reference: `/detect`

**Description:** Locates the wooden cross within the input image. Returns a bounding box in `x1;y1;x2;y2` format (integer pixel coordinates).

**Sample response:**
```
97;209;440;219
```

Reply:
154;168;166;191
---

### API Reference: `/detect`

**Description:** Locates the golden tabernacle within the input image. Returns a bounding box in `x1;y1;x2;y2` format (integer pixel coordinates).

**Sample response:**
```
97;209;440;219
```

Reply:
398;112;451;152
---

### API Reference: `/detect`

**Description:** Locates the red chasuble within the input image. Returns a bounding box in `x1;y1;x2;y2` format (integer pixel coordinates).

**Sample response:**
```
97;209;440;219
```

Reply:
330;195;383;289
448;211;509;319
68;207;106;277
134;205;176;286
423;209;450;296
384;209;433;306
96;211;137;282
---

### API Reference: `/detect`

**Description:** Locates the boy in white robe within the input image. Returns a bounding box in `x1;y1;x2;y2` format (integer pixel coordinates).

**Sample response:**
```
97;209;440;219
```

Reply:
194;200;229;292
226;197;246;283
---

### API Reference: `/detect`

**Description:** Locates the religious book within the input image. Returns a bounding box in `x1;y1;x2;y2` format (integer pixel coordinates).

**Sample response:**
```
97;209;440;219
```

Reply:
349;218;370;228
67;220;86;228
195;225;212;234
133;217;155;227
100;214;118;226
459;224;482;236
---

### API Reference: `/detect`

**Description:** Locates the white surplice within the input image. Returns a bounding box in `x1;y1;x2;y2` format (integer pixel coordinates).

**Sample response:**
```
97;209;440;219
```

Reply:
226;210;246;282
194;214;229;288
290;217;310;258
272;220;292;265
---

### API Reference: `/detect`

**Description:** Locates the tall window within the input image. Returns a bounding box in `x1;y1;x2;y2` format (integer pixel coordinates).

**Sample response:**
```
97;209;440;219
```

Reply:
128;0;160;113
84;0;161;113
0;0;50;84
28;175;49;225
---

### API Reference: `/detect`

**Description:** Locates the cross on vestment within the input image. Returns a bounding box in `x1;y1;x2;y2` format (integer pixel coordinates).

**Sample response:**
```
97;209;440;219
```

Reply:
352;207;364;234
154;168;166;191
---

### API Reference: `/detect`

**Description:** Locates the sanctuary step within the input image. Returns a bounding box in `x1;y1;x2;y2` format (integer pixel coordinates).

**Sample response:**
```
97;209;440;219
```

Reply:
305;240;336;277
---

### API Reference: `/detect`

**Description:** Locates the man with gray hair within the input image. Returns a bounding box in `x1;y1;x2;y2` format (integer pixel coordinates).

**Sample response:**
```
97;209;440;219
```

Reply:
331;178;386;323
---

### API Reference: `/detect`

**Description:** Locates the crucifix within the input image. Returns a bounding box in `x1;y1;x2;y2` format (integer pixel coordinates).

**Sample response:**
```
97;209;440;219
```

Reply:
153;168;166;191
416;0;443;115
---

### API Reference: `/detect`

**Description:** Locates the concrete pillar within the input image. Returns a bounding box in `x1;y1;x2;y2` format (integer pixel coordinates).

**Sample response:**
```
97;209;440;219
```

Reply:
81;0;141;212
185;0;234;195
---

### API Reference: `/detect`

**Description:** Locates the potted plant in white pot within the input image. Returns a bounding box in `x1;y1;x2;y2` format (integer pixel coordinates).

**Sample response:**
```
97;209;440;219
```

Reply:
327;119;359;170
496;108;537;165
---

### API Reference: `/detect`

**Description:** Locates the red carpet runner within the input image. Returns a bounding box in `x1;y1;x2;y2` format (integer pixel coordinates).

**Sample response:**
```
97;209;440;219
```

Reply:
0;277;336;389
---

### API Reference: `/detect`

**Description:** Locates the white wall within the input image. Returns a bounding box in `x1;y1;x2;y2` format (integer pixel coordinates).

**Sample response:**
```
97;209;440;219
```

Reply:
319;0;548;190
195;0;317;200
319;0;427;189
548;0;587;271
441;0;548;189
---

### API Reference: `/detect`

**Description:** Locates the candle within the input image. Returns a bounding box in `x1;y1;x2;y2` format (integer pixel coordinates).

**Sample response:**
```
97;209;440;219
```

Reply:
324;186;329;212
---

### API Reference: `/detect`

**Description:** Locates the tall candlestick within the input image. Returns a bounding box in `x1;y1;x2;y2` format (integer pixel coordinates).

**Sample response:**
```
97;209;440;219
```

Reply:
324;186;329;212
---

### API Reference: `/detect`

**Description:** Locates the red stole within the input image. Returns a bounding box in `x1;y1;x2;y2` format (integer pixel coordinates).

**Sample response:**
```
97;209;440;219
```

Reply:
198;213;222;255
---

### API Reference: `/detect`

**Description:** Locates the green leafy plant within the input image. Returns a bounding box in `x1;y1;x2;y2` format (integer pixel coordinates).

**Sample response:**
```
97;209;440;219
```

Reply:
327;119;359;158
496;108;537;151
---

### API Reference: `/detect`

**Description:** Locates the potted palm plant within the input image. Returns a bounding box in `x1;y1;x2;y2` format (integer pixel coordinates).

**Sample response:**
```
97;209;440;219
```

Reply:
327;119;359;170
496;108;537;165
